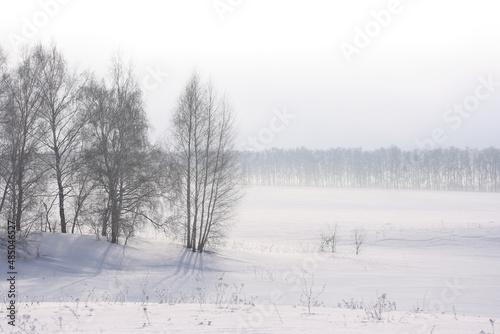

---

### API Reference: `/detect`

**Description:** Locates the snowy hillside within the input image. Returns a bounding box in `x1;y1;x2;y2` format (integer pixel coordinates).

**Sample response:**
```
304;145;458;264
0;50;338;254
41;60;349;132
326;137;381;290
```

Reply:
1;187;499;333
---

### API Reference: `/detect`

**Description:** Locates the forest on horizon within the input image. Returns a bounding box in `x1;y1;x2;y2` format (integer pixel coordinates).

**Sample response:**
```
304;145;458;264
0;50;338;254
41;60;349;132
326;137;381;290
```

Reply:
242;146;500;192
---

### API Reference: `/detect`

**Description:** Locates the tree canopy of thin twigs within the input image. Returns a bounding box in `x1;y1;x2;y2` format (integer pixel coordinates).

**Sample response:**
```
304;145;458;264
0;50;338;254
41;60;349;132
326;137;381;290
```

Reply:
169;72;242;252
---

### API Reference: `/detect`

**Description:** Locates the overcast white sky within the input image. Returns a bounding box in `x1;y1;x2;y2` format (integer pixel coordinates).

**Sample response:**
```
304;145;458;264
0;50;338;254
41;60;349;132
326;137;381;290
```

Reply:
1;0;499;150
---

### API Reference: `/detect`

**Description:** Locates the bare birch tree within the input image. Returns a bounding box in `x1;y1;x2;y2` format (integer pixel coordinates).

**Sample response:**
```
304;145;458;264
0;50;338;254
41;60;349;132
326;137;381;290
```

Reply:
0;47;9;216
1;47;47;232
34;44;87;233
171;72;242;252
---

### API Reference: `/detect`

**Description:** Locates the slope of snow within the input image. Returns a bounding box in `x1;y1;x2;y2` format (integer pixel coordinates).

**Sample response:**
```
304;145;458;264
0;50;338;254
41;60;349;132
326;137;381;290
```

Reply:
1;186;499;333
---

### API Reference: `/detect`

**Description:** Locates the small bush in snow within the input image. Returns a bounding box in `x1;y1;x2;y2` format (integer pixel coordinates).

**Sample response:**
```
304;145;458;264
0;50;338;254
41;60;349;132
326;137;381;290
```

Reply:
364;293;396;321
353;228;366;255
339;298;365;310
338;294;396;321
319;224;339;253
300;274;325;315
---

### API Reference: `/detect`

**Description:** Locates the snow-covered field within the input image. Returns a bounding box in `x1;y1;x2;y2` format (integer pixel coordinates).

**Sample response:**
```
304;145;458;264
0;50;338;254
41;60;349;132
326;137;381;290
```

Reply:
1;186;499;333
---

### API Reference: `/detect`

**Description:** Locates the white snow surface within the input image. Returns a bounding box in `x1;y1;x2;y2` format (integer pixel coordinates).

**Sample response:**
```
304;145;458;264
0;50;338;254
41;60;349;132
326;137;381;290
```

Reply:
1;186;499;333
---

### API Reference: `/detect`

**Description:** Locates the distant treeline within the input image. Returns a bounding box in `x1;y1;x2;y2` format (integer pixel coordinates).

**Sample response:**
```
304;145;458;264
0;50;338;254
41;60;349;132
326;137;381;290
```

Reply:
241;147;500;192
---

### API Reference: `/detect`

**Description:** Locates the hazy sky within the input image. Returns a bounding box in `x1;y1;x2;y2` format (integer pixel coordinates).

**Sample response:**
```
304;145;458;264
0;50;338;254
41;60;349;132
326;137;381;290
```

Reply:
1;0;499;150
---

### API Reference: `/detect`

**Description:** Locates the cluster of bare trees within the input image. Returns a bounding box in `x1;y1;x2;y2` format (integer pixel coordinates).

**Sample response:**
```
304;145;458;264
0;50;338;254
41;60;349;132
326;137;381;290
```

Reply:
242;147;500;192
81;57;167;244
0;44;241;251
